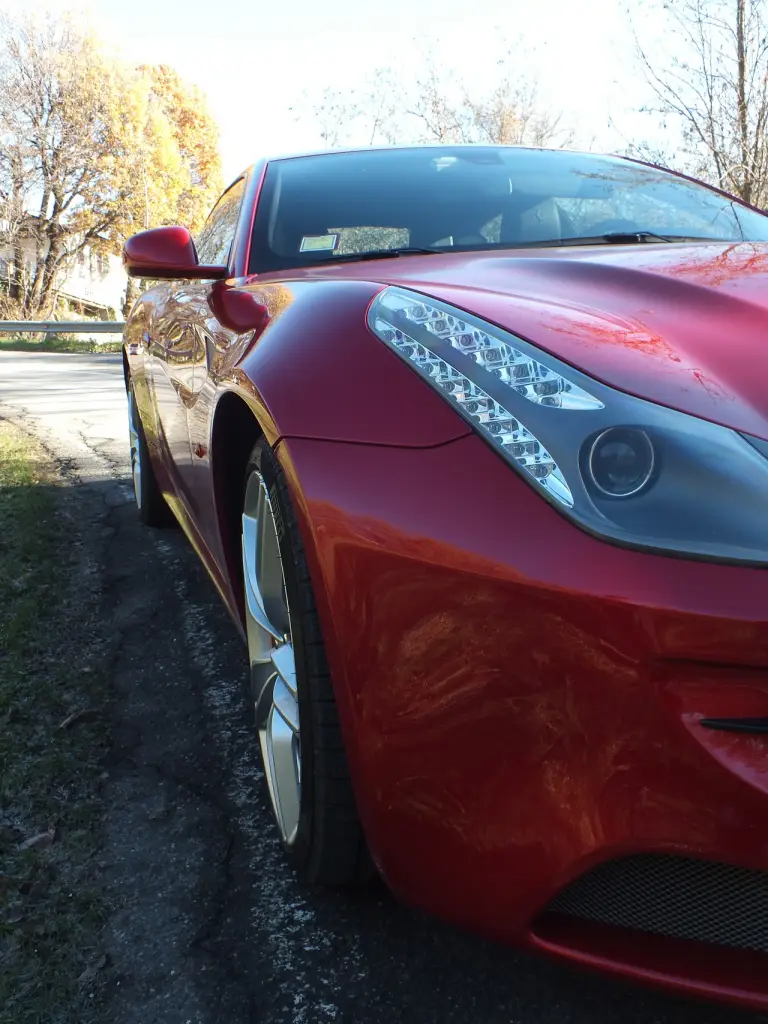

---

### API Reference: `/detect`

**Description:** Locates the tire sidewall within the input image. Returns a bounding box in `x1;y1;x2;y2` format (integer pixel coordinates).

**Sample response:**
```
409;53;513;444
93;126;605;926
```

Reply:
244;441;317;871
128;377;171;527
128;381;146;514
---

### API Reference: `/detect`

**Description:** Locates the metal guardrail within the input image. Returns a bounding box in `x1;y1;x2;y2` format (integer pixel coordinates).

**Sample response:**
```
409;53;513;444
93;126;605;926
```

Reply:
0;320;125;334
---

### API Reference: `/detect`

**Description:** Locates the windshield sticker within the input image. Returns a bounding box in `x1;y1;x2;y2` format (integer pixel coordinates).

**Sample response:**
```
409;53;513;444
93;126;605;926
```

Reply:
300;234;339;252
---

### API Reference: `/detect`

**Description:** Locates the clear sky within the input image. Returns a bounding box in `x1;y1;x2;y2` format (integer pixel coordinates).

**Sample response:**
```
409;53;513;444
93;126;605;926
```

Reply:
8;0;669;182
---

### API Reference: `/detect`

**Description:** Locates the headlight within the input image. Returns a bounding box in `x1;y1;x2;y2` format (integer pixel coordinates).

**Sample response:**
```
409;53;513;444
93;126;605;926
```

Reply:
368;286;768;566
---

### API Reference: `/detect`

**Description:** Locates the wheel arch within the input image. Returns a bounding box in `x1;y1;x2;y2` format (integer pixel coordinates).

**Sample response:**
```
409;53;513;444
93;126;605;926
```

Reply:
210;388;382;875
209;389;268;627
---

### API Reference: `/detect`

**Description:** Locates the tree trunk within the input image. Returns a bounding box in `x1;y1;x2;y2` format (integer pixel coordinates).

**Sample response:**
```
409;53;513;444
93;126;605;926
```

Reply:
38;258;61;318
736;0;751;202
123;276;141;317
26;233;61;318
8;242;23;301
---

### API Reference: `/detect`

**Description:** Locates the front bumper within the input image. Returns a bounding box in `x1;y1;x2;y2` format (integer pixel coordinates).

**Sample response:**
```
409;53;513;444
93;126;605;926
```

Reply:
279;431;768;1009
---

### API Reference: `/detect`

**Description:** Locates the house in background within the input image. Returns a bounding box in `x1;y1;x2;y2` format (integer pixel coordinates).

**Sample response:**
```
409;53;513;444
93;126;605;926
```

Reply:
0;219;128;320
59;247;127;319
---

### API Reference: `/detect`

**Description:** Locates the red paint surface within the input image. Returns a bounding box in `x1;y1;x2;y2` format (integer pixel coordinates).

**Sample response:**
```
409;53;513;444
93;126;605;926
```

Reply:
123;153;768;1010
264;240;768;439
278;434;768;1008
123;225;228;280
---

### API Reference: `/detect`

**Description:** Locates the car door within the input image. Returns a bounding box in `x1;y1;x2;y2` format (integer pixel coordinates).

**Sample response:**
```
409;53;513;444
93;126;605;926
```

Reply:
150;291;200;492
151;178;246;511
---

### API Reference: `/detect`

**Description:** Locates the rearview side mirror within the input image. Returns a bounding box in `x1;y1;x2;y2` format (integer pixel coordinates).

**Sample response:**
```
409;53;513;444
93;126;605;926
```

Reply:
123;226;228;280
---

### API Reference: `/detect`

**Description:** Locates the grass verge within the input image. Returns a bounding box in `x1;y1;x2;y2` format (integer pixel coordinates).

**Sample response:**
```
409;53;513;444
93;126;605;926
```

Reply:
0;335;122;354
0;420;109;1024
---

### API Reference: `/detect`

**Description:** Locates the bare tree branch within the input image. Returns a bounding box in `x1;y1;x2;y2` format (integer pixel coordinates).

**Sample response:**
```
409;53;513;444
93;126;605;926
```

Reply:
631;0;768;205
294;38;573;153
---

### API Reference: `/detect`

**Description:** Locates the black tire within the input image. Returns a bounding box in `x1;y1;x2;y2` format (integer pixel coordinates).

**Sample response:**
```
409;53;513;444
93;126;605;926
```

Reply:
127;379;174;528
244;439;373;885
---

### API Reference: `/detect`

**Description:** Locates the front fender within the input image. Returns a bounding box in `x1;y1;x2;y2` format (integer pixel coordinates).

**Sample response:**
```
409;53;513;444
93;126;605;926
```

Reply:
219;278;471;448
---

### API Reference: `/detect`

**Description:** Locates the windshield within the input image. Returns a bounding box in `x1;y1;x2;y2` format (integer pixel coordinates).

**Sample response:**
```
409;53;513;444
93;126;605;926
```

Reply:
248;146;768;273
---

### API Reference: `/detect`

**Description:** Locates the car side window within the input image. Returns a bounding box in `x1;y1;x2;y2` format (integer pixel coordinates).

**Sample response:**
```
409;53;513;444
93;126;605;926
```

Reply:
195;178;246;267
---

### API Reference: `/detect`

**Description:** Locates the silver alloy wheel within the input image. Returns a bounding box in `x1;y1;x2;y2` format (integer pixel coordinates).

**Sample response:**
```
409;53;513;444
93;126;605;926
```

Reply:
242;469;301;845
128;390;142;510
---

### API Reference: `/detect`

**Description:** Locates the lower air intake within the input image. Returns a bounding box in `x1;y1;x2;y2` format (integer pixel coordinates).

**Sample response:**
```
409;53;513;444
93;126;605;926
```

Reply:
545;854;768;954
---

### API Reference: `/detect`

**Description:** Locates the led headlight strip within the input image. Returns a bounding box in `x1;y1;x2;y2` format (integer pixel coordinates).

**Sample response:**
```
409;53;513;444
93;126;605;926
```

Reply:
402;298;601;412
368;288;602;508
369;287;768;567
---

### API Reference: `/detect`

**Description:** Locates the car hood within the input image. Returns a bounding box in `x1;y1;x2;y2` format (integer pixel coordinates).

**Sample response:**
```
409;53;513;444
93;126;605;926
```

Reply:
298;241;768;440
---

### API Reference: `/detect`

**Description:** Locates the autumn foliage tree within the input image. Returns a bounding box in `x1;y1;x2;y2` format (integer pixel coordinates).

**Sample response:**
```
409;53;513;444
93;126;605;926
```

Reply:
0;11;222;320
138;64;223;230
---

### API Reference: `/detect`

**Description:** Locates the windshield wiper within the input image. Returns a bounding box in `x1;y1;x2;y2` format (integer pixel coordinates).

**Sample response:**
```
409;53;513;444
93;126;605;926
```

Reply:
600;230;673;243
305;235;721;265
555;231;718;246
310;246;443;264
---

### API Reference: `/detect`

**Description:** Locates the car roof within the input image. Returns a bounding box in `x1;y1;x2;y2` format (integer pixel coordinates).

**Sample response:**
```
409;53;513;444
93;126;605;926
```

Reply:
236;143;635;181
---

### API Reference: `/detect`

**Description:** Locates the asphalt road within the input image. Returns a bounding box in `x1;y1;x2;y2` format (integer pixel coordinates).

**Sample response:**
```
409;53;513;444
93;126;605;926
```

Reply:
0;350;763;1024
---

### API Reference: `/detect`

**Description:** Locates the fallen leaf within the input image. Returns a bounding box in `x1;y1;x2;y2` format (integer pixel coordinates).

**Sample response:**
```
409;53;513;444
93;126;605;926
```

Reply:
57;708;99;731
19;828;56;851
78;953;109;982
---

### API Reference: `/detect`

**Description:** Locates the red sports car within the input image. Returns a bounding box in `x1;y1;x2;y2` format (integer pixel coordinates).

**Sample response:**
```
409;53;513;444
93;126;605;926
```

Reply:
122;145;768;1011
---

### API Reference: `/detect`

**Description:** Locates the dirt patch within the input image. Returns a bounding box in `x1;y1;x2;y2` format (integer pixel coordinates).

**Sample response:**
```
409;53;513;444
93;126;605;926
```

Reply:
98;498;252;1024
0;413;253;1024
0;418;110;1024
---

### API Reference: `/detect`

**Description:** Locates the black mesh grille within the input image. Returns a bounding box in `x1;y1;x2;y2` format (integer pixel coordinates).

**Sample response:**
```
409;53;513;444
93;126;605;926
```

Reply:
546;854;768;954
